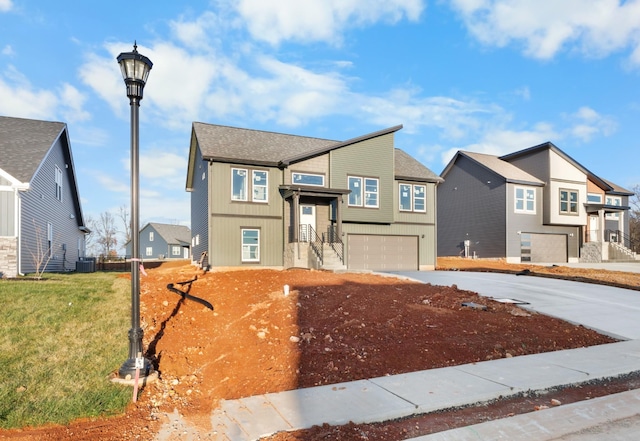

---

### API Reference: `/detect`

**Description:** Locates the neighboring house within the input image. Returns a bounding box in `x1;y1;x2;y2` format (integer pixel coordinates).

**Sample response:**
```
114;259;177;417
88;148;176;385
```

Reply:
438;142;635;263
186;123;442;271
125;222;191;260
0;116;89;277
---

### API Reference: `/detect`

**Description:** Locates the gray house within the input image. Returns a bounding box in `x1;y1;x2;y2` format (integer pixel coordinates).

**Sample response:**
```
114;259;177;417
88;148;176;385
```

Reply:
125;222;191;260
186;123;442;271
0;116;89;277
438;142;635;263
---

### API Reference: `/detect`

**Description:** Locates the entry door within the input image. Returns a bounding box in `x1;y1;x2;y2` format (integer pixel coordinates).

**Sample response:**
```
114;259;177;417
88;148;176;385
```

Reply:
589;215;599;242
300;205;316;242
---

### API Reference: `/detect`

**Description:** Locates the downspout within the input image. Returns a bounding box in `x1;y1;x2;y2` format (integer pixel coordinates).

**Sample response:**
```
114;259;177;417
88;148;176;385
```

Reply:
15;188;23;276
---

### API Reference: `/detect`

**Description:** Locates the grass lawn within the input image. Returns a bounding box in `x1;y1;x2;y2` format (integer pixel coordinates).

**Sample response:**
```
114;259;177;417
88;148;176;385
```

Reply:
0;272;133;429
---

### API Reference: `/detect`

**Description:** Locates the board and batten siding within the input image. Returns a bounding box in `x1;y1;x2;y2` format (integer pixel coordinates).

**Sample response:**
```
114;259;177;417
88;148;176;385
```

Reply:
437;156;506;258
19;137;84;274
208;161;283;267
189;147;210;265
0;190;16;236
330;133;395;224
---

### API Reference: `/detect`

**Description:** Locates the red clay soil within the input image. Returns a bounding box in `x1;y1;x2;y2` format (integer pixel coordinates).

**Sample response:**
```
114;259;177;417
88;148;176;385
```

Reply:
2;258;639;441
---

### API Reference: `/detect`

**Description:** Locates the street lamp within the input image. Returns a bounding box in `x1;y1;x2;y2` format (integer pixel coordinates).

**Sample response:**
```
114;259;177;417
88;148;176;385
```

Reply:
117;42;153;380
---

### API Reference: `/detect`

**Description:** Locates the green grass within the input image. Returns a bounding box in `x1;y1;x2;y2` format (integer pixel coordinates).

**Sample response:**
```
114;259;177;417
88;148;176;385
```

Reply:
0;272;134;429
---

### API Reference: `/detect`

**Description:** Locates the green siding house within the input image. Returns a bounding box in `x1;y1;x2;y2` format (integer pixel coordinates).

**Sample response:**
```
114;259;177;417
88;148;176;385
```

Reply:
186;123;442;271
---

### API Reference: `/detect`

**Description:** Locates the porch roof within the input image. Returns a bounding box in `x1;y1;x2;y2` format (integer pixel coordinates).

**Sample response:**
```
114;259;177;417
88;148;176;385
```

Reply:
279;185;351;199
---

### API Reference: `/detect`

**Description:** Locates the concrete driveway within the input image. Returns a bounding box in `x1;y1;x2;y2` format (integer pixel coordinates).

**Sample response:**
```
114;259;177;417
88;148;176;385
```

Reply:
394;270;640;340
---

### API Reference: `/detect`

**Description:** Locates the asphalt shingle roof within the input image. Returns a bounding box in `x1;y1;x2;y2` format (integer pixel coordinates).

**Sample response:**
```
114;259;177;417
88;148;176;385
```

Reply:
459;151;544;185
149;223;191;245
0;116;66;183
395;148;443;182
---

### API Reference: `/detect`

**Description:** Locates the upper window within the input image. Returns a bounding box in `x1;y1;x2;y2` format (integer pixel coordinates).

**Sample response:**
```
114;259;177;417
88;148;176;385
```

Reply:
241;229;260;262
252;170;268;202
232;168;268;203
348;176;379;208
149;232;154;241
399;184;426;212
587;193;603;203
514;187;535;214
560;189;579;215
606;196;621;219
54;166;63;201
292;172;325;187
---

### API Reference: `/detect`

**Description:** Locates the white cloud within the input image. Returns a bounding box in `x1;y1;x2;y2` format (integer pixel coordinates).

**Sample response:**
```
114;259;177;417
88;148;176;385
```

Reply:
235;0;424;45
79;50;127;117
0;0;12;13
0;66;59;119
449;0;640;64
2;45;13;55
564;106;617;142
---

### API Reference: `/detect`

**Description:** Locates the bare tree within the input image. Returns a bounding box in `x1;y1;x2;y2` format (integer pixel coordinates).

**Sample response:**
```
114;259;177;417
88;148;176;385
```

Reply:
118;204;131;245
93;211;119;258
29;219;56;278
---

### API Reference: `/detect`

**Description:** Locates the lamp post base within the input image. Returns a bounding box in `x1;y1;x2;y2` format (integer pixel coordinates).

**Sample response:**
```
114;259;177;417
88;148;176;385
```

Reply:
118;357;154;380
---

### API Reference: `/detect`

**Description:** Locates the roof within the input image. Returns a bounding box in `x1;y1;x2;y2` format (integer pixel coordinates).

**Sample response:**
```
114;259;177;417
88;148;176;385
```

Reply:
394;148;443;183
0;116;66;183
192;122;338;166
441;151;544;186
148;223;191;245
601;178;634;196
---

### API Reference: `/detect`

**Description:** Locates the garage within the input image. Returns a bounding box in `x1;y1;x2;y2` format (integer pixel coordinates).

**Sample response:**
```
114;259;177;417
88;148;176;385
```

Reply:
347;234;418;271
529;233;567;263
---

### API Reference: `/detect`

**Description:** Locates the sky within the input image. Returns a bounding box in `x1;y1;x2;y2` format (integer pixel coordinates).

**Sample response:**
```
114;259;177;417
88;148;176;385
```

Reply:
1;0;640;247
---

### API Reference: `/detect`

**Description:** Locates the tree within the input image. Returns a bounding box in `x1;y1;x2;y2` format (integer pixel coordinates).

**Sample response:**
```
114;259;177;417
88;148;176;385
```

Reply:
93;211;119;258
28;219;56;278
118;204;131;245
630;185;640;253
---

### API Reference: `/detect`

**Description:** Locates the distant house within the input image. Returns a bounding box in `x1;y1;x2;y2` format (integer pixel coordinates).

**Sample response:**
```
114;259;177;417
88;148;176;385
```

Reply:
0;116;89;277
438;142;635;263
186;123;442;271
125;222;191;260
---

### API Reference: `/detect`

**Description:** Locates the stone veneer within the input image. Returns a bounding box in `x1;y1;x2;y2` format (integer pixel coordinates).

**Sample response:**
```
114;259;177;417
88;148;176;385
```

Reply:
0;237;18;278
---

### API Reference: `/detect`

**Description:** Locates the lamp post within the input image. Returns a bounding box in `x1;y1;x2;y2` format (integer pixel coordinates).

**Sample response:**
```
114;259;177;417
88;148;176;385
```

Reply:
117;42;153;380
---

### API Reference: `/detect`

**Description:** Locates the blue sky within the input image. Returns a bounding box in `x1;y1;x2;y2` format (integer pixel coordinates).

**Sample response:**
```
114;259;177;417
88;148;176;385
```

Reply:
1;0;639;242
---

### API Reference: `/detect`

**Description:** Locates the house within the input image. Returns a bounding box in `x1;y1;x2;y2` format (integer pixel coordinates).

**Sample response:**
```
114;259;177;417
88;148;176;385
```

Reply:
0;116;89;277
438;142;635;263
185;123;442;271
125;222;191;260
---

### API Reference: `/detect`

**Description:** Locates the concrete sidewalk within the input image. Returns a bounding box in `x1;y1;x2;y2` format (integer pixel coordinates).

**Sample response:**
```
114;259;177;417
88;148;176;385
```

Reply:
202;339;640;440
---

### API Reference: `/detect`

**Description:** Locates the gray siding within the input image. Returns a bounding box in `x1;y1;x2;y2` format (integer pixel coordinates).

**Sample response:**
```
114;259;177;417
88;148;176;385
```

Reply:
438;156;506;258
285;155;329;185
330;133;395;224
0;190;15;236
190;147;209;264
19;137;84;274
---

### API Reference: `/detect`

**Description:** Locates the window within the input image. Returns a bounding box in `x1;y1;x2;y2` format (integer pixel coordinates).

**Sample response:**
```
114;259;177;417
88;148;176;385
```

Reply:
54;166;63;201
514;187;535;214
348;176;378;208
587;193;602;203
195;234;200;246
146;247;153;256
241;229;260;262
232;168;268;202
560;189;579;214
231;168;248;201
292;172;325;186
149;232;154;241
399;184;426;212
172;246;181;256
606;196;621;219
253;170;268;202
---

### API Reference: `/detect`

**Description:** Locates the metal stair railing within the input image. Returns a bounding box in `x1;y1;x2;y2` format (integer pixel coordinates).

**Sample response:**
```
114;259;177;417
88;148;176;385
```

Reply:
325;225;344;265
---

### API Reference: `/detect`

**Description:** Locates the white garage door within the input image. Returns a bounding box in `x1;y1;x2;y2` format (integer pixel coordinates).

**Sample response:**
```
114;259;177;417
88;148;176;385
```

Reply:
348;235;418;271
530;233;567;263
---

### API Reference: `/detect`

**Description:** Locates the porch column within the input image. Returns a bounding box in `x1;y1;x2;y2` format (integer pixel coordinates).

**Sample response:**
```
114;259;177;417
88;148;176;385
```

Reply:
293;191;300;242
336;194;343;238
599;208;606;261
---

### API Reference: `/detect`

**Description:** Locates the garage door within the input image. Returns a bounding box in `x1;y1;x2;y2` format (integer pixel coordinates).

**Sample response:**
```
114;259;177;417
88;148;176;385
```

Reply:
530;233;567;263
348;235;418;271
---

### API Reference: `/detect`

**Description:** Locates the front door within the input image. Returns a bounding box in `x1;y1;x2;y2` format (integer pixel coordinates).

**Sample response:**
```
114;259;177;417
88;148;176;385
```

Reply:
300;205;316;242
589;215;599;242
